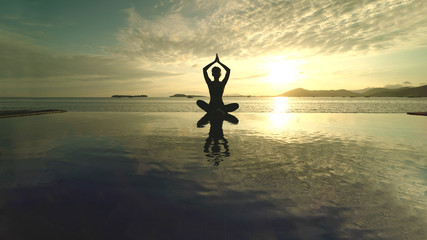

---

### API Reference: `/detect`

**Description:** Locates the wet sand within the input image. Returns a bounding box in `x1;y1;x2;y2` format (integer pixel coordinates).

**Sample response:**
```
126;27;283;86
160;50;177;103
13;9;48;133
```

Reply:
0;113;426;239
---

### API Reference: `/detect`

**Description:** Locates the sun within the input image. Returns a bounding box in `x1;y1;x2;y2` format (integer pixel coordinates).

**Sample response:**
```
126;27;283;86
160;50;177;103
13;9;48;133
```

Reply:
266;60;301;85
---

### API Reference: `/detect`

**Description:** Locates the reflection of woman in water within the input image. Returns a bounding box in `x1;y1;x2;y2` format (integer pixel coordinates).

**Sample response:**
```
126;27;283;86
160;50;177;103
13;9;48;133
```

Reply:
197;111;238;166
197;54;239;113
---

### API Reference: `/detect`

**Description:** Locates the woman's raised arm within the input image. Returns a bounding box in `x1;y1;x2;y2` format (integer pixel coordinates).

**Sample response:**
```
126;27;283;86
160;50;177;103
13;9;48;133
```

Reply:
203;59;216;83
217;59;230;85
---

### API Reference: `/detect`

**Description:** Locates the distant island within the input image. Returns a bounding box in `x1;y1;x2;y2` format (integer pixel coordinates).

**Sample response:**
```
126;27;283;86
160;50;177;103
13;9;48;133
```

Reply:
169;94;205;98
278;85;427;97
112;95;147;98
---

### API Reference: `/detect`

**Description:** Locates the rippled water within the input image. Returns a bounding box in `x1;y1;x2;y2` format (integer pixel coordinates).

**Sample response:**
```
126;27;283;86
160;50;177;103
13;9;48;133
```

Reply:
1;112;426;239
1;97;427;113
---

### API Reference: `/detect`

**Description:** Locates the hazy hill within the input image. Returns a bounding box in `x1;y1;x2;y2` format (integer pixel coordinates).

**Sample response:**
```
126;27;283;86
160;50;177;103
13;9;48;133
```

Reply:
278;85;427;97
367;85;427;97
362;87;410;96
352;87;374;94
279;88;361;97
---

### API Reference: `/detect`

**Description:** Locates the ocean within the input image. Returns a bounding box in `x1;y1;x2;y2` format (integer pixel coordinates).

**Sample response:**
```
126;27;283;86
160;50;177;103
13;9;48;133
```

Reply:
1;96;427;113
1;97;426;239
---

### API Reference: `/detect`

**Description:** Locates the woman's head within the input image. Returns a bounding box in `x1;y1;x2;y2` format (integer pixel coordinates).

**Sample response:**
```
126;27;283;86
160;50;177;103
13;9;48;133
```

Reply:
212;67;221;79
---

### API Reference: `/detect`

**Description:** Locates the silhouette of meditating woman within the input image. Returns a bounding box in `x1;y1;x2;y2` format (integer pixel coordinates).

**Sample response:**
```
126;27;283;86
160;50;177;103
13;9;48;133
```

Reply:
197;54;239;113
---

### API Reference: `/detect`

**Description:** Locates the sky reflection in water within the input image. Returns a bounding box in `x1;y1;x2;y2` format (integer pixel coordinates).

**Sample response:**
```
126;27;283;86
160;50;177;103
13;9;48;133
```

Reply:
0;112;426;239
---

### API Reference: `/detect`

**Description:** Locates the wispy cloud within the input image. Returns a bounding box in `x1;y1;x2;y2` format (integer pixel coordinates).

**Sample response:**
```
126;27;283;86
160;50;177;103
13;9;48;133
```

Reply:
384;81;413;88
2;14;21;20
2;13;52;27
233;73;268;80
117;0;427;63
21;21;53;28
0;36;178;82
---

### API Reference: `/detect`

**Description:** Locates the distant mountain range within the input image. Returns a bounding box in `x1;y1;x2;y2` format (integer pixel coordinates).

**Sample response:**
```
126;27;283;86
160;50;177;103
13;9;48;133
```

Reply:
279;85;427;97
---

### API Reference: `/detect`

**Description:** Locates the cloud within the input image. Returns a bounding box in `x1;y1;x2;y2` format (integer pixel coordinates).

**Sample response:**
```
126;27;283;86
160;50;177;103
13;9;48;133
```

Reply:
0;37;179;82
117;0;427;63
233;73;268;80
384;81;414;89
2;14;21;20
384;84;404;89
21;21;53;28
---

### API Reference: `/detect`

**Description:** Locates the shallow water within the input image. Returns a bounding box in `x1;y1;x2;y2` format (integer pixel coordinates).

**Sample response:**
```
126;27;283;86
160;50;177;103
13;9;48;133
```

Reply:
0;112;426;239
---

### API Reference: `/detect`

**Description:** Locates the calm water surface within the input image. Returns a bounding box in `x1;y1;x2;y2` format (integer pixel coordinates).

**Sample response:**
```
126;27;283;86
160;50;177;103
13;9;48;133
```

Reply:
1;112;426;239
1;97;427;113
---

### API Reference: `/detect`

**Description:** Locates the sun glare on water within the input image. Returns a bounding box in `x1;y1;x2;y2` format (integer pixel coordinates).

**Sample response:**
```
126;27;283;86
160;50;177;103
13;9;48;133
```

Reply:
268;97;291;129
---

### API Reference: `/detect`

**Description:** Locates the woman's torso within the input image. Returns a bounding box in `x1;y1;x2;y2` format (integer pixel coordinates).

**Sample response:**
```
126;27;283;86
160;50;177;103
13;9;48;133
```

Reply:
208;81;224;106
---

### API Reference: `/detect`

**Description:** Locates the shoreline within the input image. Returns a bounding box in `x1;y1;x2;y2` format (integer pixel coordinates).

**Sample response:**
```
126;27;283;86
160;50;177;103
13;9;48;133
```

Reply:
0;109;66;118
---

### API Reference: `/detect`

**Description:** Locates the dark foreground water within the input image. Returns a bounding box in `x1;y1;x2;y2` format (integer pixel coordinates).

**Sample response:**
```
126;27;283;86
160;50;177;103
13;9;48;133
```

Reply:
1;112;426;239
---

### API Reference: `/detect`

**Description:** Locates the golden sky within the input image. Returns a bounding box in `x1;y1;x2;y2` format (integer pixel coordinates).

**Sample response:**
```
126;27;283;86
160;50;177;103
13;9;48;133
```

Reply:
1;0;427;97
